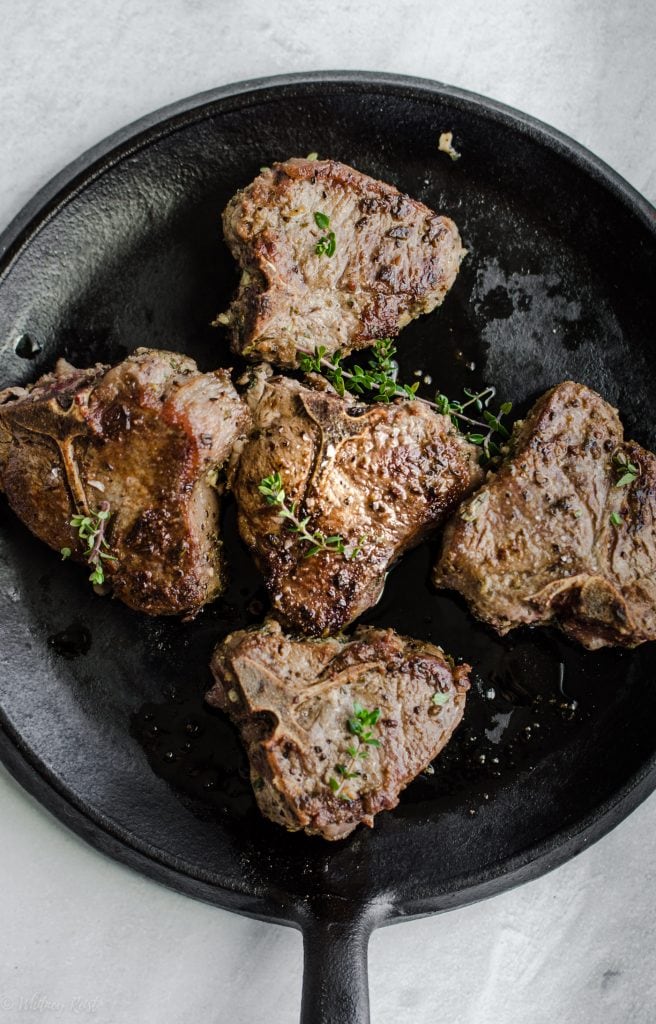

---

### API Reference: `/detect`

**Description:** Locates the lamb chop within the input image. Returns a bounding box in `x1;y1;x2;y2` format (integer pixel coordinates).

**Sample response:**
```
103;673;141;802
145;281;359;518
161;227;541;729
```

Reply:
208;619;470;840
0;348;250;616
218;157;465;368
230;370;484;636
434;381;656;650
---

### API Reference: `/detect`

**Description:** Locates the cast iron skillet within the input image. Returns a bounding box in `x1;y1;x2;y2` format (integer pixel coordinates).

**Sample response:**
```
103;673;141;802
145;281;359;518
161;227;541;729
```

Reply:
1;72;655;1024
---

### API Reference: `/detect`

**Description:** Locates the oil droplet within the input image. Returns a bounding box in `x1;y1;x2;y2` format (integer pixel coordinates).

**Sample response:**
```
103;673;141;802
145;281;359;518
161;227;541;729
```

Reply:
47;623;91;659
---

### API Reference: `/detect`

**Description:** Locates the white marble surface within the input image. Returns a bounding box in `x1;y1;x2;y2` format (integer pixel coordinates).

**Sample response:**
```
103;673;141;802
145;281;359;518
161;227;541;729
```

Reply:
1;2;655;1021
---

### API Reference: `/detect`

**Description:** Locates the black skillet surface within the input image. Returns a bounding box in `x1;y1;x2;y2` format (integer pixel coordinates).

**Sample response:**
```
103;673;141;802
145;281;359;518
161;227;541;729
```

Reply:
1;72;655;1023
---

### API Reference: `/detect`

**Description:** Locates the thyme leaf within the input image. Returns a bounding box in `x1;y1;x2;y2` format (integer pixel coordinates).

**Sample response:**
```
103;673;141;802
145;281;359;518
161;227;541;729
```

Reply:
62;500;117;586
330;703;382;800
613;450;639;488
299;339;419;404
299;340;512;464
315;230;336;257
312;211;336;256
258;472;364;560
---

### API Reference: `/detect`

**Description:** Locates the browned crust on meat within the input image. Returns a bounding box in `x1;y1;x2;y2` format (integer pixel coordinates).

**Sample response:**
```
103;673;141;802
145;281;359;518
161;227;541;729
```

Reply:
231;372;483;635
0;348;251;616
219;158;466;368
434;381;656;650
208;619;470;839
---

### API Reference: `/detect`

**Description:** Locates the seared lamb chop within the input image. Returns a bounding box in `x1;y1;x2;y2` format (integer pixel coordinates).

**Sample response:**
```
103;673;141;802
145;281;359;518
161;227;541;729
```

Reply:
434;381;656;650
0;348;250;616
218;158;465;368
230;370;483;635
208;619;470;840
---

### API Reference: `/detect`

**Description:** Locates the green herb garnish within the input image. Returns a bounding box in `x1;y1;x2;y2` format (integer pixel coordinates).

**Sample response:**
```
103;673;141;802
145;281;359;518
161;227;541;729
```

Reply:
61;500;117;586
300;339;419;403
613;450;640;488
313;211;336;256
610;511;623;527
330;703;381;800
431;692;451;706
315;230;336;257
258;472;364;559
435;389;512;463
299;339;512;464
348;702;382;744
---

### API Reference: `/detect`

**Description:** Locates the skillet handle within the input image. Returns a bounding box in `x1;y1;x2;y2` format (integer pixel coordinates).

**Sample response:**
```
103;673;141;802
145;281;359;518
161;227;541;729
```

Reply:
300;910;375;1024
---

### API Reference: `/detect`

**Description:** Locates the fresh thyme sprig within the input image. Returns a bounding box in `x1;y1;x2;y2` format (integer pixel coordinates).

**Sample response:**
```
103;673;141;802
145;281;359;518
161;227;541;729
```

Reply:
315;233;336;257
258;472;364;559
613;450;640;488
329;703;381;800
299;339;419;403
60;500;117;585
313;211;336;257
299;339;513;463
434;388;512;462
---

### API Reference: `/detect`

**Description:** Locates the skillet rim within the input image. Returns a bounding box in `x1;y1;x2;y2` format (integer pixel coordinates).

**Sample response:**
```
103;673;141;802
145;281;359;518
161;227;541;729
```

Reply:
1;69;655;927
